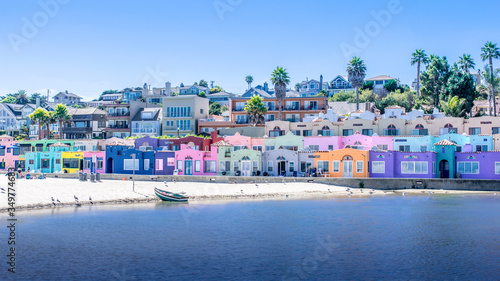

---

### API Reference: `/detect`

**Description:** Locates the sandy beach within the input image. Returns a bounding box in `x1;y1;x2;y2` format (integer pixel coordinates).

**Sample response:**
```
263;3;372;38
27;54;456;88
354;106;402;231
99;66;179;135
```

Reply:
0;176;496;211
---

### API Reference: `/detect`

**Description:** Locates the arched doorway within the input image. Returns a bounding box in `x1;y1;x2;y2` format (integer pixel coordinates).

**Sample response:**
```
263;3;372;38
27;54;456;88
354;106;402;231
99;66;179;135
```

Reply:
277;156;286;176
342;155;353;178
241;156;251;177
439;160;449;178
106;157;113;173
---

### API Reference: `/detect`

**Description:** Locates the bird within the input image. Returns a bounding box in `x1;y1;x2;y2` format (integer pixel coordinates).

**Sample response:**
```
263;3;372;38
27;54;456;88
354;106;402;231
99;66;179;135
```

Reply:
173;179;176;184
369;191;373;195
163;181;167;185
56;199;61;203
282;180;286;185
265;180;269;185
74;195;79;201
52;202;56;206
286;194;289;198
255;183;259;188
328;189;331;193
402;192;406;196
348;193;352;197
240;190;244;194
51;197;55;202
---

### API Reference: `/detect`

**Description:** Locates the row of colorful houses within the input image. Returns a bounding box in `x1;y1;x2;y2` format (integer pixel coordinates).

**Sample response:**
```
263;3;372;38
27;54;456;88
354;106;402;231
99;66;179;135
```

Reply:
1;132;500;180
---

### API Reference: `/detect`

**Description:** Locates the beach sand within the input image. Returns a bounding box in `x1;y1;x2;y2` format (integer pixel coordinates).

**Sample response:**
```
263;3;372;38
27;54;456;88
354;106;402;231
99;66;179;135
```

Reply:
0;176;496;211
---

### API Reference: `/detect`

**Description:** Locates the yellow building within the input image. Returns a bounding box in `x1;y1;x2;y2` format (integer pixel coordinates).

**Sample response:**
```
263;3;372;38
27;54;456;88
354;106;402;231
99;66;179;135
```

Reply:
61;151;84;173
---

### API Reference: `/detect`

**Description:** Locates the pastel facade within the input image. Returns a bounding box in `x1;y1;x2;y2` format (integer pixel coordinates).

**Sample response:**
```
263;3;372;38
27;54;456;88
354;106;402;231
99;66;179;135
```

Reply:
154;151;176;175
262;149;300;177
369;151;436;179
174;144;218;176
61;151;85;173
455;151;500;180
215;141;261;176
314;148;369;178
0;136;19;170
393;136;433;152
224;132;264;151
433;140;457;179
135;136;159;151
105;145;155;175
264;132;304;151
83;151;106;174
341;133;393;151
25;145;68;173
303;136;341;151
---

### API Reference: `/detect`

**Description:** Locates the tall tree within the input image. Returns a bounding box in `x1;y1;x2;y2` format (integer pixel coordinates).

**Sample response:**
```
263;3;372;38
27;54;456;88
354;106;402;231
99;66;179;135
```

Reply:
245;75;254;90
198;80;208;87
346;57;366;110
209;102;222;115
54;104;71;139
244;95;268;126
411;49;429;99
445;64;479;117
481;66;500;116
45;111;57;140
481;41;500;116
458;54;475;72
29;108;49;140
29;93;47;105
15;90;30;105
270;66;290;120
420;56;451;108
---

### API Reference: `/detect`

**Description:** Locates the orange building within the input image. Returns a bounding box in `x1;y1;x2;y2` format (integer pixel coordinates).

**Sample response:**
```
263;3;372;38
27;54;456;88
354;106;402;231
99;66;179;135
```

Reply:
314;148;369;178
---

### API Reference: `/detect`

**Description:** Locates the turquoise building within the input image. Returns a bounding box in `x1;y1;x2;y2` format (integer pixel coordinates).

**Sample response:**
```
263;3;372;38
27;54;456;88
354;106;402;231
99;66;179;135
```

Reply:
25;142;71;173
434;139;457;178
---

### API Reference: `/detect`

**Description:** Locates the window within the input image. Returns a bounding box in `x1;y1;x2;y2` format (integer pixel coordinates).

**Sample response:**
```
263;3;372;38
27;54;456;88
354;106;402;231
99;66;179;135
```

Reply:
469;128;481;135
124;159;139;170
177;160;182;170
495;162;500;174
0;149;4;156
372;161;385;173
265;146;275;151
420;146;427;152
252;161;258;172
303;130;312;137
289;162;295;172
41;159;50;169
377;145;388;151
97;158;103;169
143;159;150;170
401;162;428;174
205;161;216;173
332;161;340;173
493;127;500;134
362;129;373;136
84;160;91;169
475;145;488;152
12;148;20;156
291;130;301;136
356;161;363;173
56;159;61;164
399;145;410;152
156;159;163;171
309;145;319;151
343;129;353;136
252;146;262;151
328;145;334;151
233;161;239;171
193;160;200;172
301;161;312;173
384;125;399;136
432;161;436;174
317;161;329;173
267;161;273;172
458;162;479;174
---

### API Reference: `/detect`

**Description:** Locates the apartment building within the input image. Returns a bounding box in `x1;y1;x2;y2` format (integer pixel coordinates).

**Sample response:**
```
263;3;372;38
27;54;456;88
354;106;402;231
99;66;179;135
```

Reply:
63;108;107;139
102;100;147;138
161;95;209;136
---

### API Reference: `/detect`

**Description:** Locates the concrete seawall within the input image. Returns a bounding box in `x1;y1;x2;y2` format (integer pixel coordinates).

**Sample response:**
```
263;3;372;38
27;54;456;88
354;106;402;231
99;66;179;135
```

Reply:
33;173;500;192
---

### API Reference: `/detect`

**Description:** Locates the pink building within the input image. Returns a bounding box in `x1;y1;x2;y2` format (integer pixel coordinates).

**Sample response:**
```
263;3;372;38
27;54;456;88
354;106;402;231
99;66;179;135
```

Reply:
174;144;218;176
0;135;20;170
224;132;265;151
83;151;106;174
341;132;393;150
303;136;342;151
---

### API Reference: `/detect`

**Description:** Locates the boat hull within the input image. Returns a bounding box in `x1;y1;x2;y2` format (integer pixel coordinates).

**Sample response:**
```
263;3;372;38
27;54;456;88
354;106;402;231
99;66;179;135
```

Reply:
154;188;189;202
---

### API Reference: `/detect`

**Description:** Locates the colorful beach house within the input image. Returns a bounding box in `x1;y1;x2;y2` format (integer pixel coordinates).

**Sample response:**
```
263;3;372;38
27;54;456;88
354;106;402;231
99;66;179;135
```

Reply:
83;151;105;174
18;140;75;155
224;132;265;151
262;149;299;176
154;151;176;175
393;135;433;152
134;136;159;151
455;151;500;179
369;150;437;178
174;143;218;176
61;151;85;173
105;144;155;175
214;140;261;176
314;148;369;178
0;135;19;170
25;142;70;173
433;139;457;178
264;132;304;151
342;132;394;151
303;136;341;151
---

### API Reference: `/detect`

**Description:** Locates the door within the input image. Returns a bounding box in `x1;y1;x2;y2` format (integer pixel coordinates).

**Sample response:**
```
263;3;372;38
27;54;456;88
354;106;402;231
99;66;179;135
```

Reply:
439;160;449;178
241;161;251;177
185;160;193;175
278;161;286;176
343;161;353;178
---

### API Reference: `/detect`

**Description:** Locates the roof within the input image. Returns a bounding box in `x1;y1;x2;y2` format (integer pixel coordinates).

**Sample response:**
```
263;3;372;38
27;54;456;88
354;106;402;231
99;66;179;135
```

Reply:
211;140;233;147
49;142;70;147
107;141;129;146
385;105;404;109
131;107;161;121
366;75;398;81
54;91;82;99
67;107;107;115
328;101;358;116
208;91;235;97
434;139;457;146
286;90;300;97
242;88;273;98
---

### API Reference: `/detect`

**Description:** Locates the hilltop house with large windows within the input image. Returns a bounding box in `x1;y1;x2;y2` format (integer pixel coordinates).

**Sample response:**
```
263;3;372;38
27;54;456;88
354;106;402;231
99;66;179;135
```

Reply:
161;95;209;137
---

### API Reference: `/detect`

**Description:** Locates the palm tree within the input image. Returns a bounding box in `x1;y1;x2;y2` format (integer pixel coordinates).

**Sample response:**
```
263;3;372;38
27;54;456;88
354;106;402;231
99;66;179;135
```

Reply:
481;66;500;116
29;108;49;140
15;90;30;105
440;95;466;117
458;54;475;72
54;104;72;139
294;83;300;92
346;57;367;110
481;41;500;116
270;66;290;120
245;75;254;90
411;49;429;99
45;111;57;140
244;95;268;126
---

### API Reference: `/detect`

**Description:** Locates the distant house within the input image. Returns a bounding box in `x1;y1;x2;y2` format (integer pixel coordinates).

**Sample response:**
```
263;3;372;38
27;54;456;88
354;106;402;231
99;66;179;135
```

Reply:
242;87;273;98
173;84;210;96
63;107;107;139
299;76;328;97
53;90;83;105
131;107;162;137
365;75;400;91
207;91;235;107
329;75;354;94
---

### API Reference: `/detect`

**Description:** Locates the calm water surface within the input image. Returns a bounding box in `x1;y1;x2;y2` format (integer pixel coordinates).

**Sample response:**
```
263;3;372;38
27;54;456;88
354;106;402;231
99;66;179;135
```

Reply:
1;195;500;280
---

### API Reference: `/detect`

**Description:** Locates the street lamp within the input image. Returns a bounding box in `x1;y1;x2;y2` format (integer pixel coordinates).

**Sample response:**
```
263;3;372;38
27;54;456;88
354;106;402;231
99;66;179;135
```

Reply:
131;153;136;192
177;127;180;137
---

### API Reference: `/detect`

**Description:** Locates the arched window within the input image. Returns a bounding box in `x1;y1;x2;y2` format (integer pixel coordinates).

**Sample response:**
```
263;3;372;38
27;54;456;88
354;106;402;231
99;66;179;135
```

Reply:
387;124;396;129
445;123;453;128
273;126;281;131
143;142;149;146
322;126;330;130
185;156;192;160
415;124;424;129
342;155;353;161
354;141;362;145
241;156;250;160
277;156;286;160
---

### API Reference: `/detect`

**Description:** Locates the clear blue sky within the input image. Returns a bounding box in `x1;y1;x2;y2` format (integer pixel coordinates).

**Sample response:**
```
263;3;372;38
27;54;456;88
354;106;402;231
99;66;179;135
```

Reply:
1;0;499;101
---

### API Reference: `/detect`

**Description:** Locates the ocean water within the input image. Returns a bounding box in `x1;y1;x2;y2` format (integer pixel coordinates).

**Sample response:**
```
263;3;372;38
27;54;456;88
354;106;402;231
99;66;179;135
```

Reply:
1;195;500;280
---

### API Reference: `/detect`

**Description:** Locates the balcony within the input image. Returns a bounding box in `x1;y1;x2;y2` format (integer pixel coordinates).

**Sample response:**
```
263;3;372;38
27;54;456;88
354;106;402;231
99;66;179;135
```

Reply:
233;108;245;112
235;120;249;124
285;118;300;123
106;125;129;130
163;126;195;131
164;113;194;118
317;130;335;136
107;112;130;117
62;127;92;134
132;128;158;134
383;129;400;136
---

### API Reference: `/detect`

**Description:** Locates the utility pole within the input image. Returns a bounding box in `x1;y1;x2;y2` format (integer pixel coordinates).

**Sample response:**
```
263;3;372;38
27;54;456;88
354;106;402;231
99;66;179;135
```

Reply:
132;153;136;192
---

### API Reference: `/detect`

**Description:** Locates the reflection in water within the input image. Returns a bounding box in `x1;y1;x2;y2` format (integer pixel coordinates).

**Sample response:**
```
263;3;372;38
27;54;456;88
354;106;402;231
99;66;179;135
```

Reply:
3;195;500;280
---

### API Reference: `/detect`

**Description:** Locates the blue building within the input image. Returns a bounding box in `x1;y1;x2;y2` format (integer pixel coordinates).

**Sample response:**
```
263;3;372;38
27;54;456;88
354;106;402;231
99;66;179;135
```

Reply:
105;144;155;175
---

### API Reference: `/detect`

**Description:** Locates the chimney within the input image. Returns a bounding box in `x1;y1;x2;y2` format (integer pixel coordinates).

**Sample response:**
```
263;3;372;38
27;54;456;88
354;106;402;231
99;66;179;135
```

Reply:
264;82;268;93
36;97;40;108
319;75;323;91
165;82;171;96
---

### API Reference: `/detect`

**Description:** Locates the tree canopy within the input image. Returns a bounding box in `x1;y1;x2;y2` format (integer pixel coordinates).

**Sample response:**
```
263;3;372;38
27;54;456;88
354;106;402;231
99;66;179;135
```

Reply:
209;102;222;115
244;95;268;126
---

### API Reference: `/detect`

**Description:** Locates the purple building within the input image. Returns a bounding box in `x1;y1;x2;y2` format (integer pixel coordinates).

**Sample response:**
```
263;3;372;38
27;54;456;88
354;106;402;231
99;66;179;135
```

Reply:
154;151;176;175
455;151;500;179
369;150;436;178
134;136;159;151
